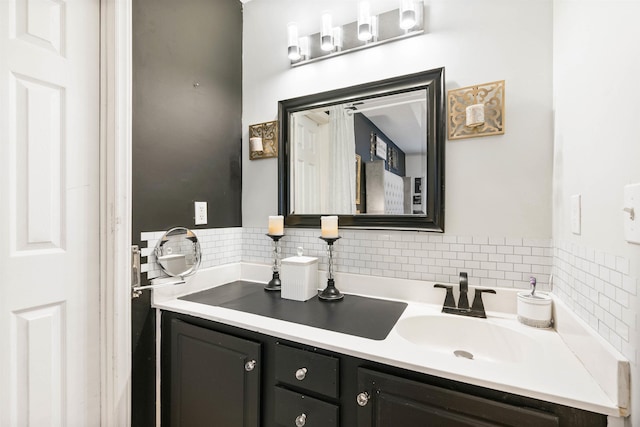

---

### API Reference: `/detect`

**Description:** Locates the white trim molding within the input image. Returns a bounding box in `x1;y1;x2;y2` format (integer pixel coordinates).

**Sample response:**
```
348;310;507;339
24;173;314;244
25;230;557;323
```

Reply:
100;0;133;425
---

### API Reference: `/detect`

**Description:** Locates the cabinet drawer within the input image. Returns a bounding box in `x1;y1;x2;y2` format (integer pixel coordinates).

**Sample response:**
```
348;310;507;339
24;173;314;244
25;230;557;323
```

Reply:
274;386;339;427
275;343;339;398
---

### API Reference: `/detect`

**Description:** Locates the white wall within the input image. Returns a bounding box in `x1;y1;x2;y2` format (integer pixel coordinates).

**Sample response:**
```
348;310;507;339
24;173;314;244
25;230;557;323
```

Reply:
242;0;554;238
241;1;638;420
553;1;640;425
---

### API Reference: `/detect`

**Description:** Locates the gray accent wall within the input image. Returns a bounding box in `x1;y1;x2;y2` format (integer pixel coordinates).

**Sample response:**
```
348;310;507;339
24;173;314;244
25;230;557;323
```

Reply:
132;0;243;425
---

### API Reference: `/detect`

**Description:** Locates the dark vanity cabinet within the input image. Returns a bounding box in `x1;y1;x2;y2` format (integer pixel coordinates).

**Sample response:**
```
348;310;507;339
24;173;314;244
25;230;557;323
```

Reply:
161;312;607;427
163;318;261;427
356;368;560;427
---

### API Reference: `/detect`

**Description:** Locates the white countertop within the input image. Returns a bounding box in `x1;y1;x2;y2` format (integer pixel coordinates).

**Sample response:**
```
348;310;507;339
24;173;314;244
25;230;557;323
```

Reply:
152;262;629;419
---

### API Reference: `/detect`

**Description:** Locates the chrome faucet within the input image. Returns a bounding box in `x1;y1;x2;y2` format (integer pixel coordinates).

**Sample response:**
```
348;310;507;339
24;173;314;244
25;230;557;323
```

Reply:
434;272;496;318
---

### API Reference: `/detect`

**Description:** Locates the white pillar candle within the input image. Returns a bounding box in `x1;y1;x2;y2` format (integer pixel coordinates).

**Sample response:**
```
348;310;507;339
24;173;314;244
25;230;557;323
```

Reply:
321;216;339;238
268;215;284;235
465;103;485;128
250;137;263;153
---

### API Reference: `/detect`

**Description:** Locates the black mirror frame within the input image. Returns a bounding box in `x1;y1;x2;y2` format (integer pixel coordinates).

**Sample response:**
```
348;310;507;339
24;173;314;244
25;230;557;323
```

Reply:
278;67;445;232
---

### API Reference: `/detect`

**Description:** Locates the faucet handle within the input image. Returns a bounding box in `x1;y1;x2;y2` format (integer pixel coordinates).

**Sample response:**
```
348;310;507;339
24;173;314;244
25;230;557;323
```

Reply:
459;272;468;287
470;288;497;318
434;284;456;309
458;272;470;310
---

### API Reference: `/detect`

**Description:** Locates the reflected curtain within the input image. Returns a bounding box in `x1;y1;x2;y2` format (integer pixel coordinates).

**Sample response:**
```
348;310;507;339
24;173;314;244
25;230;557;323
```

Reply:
326;105;356;214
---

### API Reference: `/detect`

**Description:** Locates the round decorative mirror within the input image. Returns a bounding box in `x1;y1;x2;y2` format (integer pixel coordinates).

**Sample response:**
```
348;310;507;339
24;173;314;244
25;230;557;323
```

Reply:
154;227;202;278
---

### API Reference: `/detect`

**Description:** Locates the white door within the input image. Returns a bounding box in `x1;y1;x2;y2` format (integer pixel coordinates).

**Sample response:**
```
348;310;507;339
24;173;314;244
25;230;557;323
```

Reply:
0;0;101;426
292;114;325;214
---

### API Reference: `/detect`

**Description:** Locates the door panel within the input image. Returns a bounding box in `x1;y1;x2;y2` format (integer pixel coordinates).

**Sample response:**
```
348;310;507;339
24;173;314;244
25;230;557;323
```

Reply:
167;318;261;427
0;0;101;425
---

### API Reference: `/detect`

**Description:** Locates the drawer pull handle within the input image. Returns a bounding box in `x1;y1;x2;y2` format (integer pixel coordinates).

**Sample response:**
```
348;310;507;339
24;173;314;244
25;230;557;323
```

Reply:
295;413;306;427
357;391;370;406
244;360;256;372
295;367;307;381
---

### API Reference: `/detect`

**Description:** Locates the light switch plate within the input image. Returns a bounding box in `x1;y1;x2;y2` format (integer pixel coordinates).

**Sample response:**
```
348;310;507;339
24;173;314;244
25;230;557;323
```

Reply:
571;194;581;235
194;201;207;225
623;183;640;244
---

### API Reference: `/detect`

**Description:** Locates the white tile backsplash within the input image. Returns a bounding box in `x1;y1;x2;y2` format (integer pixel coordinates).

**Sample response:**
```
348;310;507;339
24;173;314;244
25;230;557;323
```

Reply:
553;240;638;364
140;227;243;279
140;226;636;367
242;227;552;289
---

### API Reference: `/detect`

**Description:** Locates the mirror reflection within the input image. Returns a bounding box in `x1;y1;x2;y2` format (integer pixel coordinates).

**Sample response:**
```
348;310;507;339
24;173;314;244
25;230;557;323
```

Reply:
279;67;445;232
154;227;202;277
290;90;427;215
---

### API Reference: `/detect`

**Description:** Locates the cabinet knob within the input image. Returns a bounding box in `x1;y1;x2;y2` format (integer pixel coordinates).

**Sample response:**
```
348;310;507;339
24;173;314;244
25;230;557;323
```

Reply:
356;391;370;406
244;360;256;372
295;367;307;381
295;413;306;427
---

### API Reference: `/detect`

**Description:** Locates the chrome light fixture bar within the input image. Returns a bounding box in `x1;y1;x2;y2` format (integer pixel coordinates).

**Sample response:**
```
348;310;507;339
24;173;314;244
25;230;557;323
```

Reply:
289;1;424;67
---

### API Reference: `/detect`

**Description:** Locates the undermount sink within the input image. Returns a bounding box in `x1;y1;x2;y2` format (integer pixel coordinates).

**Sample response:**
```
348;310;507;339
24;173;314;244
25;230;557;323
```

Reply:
394;314;536;363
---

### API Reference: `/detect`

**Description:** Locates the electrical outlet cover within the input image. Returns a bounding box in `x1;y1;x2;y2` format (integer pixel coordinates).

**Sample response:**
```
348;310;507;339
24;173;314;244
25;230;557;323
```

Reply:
195;201;207;225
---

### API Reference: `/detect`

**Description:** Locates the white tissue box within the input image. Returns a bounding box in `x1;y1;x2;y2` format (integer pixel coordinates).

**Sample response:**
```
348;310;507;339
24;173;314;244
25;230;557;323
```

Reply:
281;255;318;301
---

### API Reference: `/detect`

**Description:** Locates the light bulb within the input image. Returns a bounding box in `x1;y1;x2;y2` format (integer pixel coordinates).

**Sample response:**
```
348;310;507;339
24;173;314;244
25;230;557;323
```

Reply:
287;22;301;61
321;12;334;51
400;0;416;30
357;1;372;42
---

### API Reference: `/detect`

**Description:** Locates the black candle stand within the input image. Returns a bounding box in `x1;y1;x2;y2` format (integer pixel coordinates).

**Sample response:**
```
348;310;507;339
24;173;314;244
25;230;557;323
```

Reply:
318;236;343;301
265;234;283;291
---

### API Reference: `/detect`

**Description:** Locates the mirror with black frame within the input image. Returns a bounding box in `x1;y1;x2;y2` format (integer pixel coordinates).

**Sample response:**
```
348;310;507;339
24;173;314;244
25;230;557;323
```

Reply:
278;67;445;231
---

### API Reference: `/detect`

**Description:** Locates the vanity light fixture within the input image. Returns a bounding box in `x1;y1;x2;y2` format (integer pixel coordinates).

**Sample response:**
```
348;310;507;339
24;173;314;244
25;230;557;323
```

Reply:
287;22;301;61
358;1;373;41
287;1;424;67
320;12;334;51
399;0;417;29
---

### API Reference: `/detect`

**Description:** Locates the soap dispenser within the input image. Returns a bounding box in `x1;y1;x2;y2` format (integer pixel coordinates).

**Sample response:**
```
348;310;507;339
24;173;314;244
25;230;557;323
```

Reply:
516;277;553;328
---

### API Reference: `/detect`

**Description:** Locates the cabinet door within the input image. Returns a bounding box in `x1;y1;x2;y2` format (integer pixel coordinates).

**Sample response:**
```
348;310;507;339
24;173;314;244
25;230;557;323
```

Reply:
356;368;559;427
167;318;261;427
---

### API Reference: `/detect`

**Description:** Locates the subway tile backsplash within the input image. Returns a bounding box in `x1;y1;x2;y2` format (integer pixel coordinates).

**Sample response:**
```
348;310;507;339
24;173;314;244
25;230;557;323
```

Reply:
553;240;637;363
140;226;637;364
140;227;243;280
242;228;553;290
141;227;552;288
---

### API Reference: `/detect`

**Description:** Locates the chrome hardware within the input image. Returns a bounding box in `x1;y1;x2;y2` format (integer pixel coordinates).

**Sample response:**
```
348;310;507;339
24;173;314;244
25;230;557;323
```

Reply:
244;360;256;372
131;245;141;298
357;391;370;406
295;413;307;427
295;367;307;381
131;278;186;295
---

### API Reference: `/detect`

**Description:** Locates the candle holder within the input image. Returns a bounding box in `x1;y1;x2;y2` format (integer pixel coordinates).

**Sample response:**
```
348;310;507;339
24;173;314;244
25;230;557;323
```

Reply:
265;234;283;291
318;236;343;301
